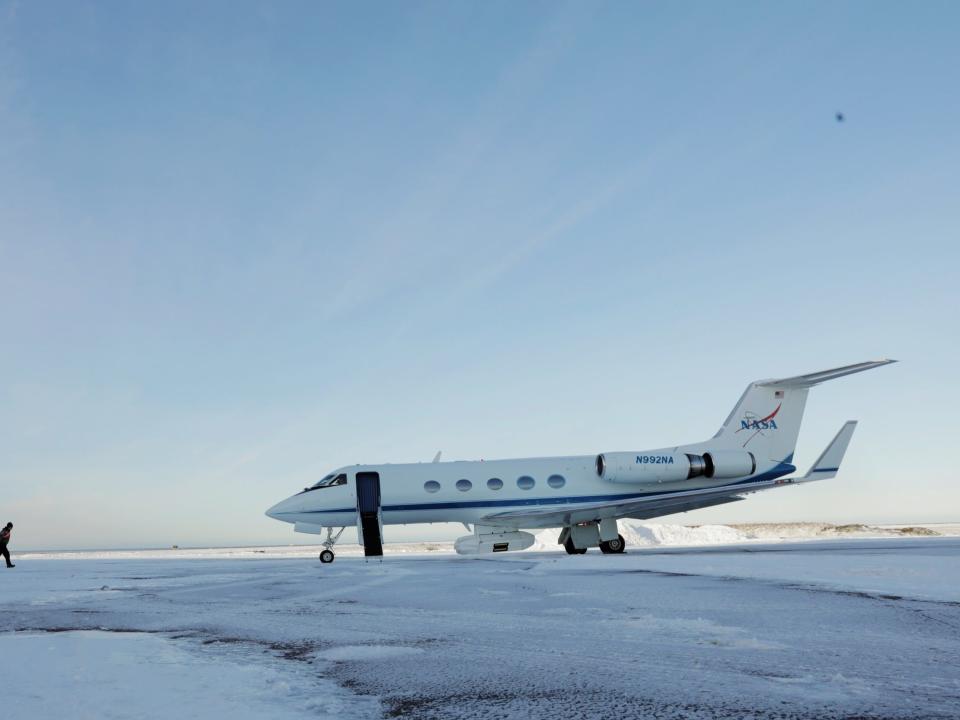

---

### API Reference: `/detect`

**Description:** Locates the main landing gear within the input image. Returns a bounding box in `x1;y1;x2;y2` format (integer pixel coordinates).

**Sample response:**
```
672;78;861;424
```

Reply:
561;520;627;555
319;527;345;563
563;534;626;554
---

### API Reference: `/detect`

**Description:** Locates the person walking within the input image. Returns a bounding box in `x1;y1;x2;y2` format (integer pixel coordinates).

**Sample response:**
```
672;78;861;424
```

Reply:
0;522;14;568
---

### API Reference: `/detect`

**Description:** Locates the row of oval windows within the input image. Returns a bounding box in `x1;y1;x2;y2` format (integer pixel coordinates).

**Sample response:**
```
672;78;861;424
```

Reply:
424;475;566;493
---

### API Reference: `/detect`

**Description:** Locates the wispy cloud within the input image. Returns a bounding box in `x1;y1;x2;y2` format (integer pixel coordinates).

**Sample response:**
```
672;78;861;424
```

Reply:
318;3;601;321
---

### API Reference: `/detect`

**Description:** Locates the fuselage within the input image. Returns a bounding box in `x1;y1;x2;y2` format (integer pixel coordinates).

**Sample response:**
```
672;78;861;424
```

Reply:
265;451;795;531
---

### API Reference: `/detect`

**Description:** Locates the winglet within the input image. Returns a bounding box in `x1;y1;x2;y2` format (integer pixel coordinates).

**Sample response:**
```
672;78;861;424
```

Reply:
798;421;858;482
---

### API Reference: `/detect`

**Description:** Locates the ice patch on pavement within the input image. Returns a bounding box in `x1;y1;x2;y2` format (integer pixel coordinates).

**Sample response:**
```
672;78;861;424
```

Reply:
2;631;372;719
625;614;784;650
319;644;426;661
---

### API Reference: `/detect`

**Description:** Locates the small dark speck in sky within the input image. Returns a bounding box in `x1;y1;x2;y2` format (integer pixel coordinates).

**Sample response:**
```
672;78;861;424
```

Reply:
836;112;845;122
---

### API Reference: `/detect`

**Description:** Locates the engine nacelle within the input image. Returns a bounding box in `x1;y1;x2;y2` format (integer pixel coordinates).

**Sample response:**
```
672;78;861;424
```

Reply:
596;448;757;484
704;450;756;479
596;449;705;484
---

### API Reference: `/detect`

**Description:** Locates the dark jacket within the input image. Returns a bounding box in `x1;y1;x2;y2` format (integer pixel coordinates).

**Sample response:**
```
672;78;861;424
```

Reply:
0;528;10;546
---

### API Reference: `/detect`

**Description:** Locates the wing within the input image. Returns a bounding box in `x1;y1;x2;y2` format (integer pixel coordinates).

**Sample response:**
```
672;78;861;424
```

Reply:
480;477;786;529
481;422;857;529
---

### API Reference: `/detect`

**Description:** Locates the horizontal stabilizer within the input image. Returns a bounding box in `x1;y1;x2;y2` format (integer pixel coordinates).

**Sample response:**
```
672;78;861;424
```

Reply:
758;360;896;388
799;421;858;482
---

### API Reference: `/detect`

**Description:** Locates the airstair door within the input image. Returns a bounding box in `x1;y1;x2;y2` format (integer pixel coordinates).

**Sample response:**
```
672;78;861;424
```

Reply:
355;472;383;557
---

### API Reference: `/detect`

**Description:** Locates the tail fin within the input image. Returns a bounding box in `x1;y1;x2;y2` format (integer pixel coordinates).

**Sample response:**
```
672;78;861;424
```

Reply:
797;420;857;482
712;360;895;462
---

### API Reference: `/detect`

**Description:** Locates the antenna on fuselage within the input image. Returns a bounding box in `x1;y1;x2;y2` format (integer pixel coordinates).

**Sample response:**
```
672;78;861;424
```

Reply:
432;451;442;463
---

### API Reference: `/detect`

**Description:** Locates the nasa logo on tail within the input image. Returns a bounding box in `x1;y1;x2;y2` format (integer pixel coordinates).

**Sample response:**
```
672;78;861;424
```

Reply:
736;403;781;446
739;403;781;431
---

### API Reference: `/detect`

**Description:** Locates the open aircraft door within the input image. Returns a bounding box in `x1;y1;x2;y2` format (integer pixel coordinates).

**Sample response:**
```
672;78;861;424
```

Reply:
355;471;384;557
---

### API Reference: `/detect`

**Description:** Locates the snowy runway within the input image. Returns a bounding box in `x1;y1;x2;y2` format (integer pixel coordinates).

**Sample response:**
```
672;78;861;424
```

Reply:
3;537;959;719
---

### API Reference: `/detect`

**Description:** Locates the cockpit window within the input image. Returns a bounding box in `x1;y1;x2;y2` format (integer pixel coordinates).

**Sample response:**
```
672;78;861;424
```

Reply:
312;474;334;487
308;473;347;490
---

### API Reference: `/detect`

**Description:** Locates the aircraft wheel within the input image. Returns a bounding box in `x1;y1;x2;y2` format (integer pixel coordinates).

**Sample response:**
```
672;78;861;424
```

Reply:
319;549;335;563
600;534;626;554
564;538;587;555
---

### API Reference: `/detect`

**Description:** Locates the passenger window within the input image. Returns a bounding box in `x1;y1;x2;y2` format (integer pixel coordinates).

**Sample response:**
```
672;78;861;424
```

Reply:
517;476;535;490
424;481;441;493
547;474;565;489
487;478;503;490
456;479;472;492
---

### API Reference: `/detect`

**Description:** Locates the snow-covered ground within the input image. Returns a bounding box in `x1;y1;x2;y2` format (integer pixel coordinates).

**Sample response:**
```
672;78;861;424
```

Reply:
2;533;959;719
14;521;960;560
4;630;377;719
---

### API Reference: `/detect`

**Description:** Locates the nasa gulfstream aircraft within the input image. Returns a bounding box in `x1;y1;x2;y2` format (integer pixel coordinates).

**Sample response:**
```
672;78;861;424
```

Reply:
266;360;894;562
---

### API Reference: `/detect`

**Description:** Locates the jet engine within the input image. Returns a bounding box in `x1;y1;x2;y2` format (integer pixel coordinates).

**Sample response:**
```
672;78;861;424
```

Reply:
703;450;756;479
596;450;705;484
597;448;756;484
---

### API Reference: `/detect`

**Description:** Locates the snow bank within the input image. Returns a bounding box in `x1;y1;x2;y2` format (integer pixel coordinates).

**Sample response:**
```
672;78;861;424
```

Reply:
731;522;951;541
533;521;955;551
622;523;748;546
533;522;747;549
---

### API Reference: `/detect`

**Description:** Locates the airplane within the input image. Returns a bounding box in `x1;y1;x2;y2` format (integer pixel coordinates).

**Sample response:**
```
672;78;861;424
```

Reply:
265;360;895;563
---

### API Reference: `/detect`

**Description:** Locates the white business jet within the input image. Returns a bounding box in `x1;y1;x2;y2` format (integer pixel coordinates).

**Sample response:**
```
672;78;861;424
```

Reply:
266;360;894;562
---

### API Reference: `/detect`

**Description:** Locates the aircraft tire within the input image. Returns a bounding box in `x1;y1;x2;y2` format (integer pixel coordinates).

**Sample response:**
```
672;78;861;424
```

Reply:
563;537;587;555
600;534;626;554
319;549;335;563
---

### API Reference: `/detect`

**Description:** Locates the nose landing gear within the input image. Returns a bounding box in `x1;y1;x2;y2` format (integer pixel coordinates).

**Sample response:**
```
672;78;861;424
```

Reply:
319;527;345;563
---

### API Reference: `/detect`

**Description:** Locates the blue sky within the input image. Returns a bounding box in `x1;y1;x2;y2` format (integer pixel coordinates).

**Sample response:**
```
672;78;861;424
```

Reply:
1;1;958;549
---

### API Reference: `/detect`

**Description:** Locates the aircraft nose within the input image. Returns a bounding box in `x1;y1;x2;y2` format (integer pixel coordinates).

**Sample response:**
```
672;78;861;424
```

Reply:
265;495;296;522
